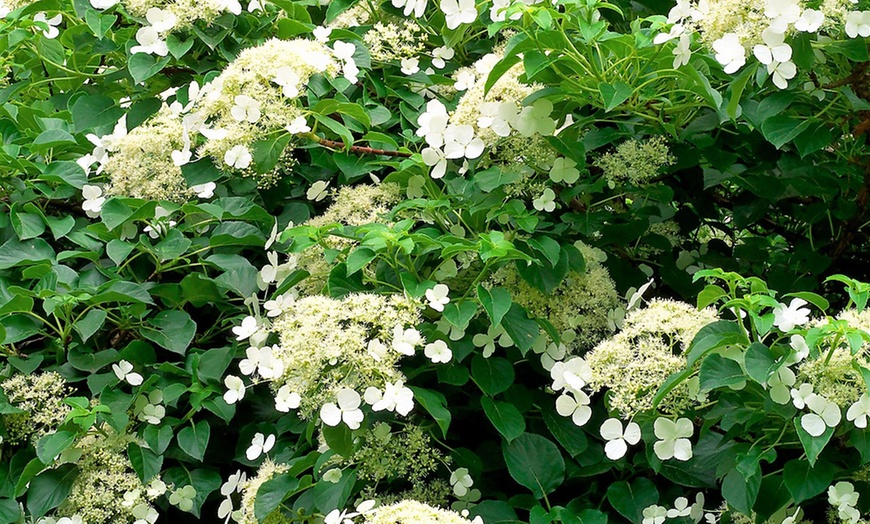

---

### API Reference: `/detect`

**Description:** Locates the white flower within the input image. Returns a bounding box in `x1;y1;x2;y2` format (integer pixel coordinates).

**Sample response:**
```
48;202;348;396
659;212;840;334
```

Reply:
549;157;580;184
550;357;592;394
221;470;246;497
768;59;797;89
712;33;746;74
791;383;815;409
426;284;451;311
272;66;301;98
131;26;169;56
233;316;259;341
490;0;521;21
478;101;517;136
795;9;824;31
450;468;474;497
667;498;692;519
307;180;330;201
365;380;414;415
33;13;62;39
533;188;557;212
781;507;801;524
132;503;158;524
555;391;592;426
313;26;332;42
224;145;253;169
846;393;870;428
218;0;243;14
801;394;841;436
191;182;216;199
444;125;485;160
828;481;859;509
169;485;197;512
392;325;422;355
454;70;477;91
845;11;870;38
767;365;796;404
171;148;192;166
787;334;810;364
333;41;356;61
772;298;810;331
223;375;246;404
285;116;311;134
231;95;261;123
90;0;120;8
146;7;176;32
600;418;641;460
218;497;234;523
690;493;706;523
417;100;450;146
320;388;365;429
139;403;165;425
367;339;389;361
82;185;105;218
653;23;685;44
643;505;667;524
513;99;555;137
424;340;453;363
113;360;143;386
401;57;420;75
392;0;428;17
422;147;448;179
246;432;276;460
146;478;167;498
653;417;693;461
265;292;296;317
431;46;455;69
322;468;342;483
673;34;692;68
275;385;302;412
441;0;477;29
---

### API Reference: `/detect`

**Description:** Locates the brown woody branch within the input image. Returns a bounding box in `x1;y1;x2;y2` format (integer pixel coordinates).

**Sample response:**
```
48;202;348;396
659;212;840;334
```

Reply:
313;137;412;158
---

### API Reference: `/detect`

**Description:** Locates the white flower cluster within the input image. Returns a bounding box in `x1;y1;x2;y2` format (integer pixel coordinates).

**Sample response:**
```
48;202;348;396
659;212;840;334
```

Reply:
642;494;708;524
416;52;556;178
223;288;445;432
658;0;828;88
828;481;861;524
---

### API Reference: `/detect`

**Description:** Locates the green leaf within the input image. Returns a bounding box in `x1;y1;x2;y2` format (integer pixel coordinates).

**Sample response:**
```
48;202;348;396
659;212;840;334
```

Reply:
128;442;163;483
143;424;174;455
0;294;34;315
255;474;299;521
606;479;658;524
542;407;588;457
783;459;835;504
311;113;354;151
197;347;234;383
30;130;76;153
0;498;21;524
794;419;834;467
71;94;123;133
744;342;776;384
140;310;196;355
11;210;45;240
502;433;565;499
410;387;451;438
322;424;353;457
478;285;512;327
698;285;727;309
599;82;633;112
471;355;515;396
128;53;170;83
0;239;55;269
761;115;811;149
500;303;540;355
722;468;761;516
35;430;76;464
699;354;746;391
177;420;210;462
345;247;376;276
106;239;135;266
26;465;77;519
481;397;525;441
73;309;107;342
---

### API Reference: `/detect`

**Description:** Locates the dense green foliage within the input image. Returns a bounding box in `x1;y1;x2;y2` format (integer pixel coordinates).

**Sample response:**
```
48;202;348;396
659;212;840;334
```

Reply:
1;0;870;522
